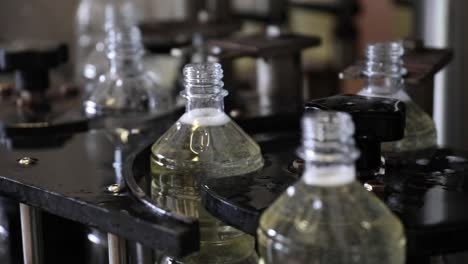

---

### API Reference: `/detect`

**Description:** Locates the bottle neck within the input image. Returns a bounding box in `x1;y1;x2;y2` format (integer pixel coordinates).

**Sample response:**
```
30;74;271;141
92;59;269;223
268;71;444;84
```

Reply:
302;162;356;187
182;62;226;113
106;27;145;76
185;94;225;112
362;41;406;97
298;112;359;187
362;75;404;96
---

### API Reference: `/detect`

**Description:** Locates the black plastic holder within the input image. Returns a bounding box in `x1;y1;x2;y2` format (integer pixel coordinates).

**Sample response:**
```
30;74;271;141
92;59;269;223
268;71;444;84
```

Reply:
0;114;199;263
199;95;468;261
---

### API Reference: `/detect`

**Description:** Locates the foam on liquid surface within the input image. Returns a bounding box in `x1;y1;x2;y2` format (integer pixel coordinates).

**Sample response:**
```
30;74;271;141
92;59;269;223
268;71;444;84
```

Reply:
302;165;356;186
179;108;230;126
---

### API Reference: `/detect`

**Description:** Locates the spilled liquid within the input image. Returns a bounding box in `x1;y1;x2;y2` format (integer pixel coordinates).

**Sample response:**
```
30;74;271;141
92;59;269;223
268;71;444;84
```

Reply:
201;146;468;254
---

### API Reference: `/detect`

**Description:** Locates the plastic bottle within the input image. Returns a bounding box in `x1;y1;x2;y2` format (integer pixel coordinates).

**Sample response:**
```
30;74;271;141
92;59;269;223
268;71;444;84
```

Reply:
258;111;406;264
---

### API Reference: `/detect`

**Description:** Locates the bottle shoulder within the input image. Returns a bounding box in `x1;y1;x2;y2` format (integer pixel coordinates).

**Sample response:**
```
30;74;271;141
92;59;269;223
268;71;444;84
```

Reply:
259;181;404;244
94;72;170;98
151;110;264;176
86;72;172;114
358;87;411;102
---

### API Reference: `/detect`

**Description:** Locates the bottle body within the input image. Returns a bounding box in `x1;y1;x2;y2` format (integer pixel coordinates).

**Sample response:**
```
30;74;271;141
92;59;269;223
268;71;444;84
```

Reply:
257;111;406;264
258;180;406;264
358;41;436;152
151;63;263;263
83;25;172;117
84;68;171;116
359;86;437;152
151;109;262;264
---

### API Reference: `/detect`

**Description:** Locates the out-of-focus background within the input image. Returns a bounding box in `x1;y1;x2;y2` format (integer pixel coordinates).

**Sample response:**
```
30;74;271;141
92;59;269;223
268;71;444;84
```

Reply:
0;0;411;73
0;0;465;151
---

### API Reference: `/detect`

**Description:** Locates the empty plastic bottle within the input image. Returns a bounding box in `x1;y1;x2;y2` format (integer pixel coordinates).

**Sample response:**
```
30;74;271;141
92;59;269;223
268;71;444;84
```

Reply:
75;0;109;84
83;11;172;117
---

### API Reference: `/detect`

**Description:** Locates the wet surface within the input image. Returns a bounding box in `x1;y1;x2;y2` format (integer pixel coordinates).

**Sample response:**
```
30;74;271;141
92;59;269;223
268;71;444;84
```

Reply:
0;111;200;257
196;143;468;256
0;91;90;138
306;94;406;181
124;94;468;257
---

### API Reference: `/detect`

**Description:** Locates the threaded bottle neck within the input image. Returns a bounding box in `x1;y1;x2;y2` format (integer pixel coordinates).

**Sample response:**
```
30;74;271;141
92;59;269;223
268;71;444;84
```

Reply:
360;41;406;95
103;0;143;75
182;63;228;112
299;111;359;186
363;41;406;78
182;63;226;96
106;26;144;75
298;111;359;163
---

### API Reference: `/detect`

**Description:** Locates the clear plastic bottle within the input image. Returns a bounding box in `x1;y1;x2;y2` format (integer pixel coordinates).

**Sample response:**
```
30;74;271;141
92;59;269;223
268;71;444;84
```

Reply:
75;0;109;84
83;23;172;117
258;111;406;264
151;62;263;264
75;0;144;85
358;41;437;152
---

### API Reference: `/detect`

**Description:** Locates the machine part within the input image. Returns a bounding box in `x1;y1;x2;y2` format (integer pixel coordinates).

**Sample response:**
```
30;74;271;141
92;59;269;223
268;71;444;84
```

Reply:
107;184;122;194
140;20;241;54
416;0;468;151
208;33;320;58
20;204;43;264
147;0;203;22
208;33;320;116
108;233;127;264
257;53;302;115
289;0;360;15
230;0;288;24
203;0;234;22
339;39;452;115
17;157;38;166
305;94;405;179
128;242;154;264
194;95;468;262
0;42;67;93
0;41;88;138
85;227;108;264
0;124;199;257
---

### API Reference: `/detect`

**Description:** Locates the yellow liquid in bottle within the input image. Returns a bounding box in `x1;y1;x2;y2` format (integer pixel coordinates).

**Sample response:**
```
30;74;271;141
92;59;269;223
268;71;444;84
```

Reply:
383;99;436;152
359;89;437;152
151;109;263;264
258;181;406;264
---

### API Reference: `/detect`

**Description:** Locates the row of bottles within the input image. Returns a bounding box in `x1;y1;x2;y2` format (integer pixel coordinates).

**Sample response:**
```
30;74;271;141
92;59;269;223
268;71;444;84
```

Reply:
0;0;443;263
148;38;439;263
76;1;435;261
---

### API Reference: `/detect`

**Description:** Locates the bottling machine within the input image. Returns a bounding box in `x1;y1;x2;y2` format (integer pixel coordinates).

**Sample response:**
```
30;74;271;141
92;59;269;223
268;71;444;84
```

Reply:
0;0;465;264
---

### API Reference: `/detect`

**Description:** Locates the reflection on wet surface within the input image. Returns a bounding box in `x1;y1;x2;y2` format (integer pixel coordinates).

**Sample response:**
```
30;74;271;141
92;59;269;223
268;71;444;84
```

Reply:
195;147;468;255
